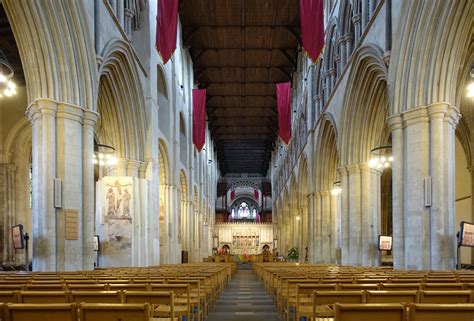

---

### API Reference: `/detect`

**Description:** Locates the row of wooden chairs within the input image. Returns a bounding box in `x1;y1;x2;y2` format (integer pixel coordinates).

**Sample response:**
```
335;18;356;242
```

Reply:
291;289;474;321
0;263;235;321
332;303;474;321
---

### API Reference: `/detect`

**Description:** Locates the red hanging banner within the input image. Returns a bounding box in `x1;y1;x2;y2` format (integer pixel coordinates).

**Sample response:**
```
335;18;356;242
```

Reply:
192;89;206;151
230;190;235;201
300;0;325;63
254;189;259;201
155;0;178;64
276;82;292;145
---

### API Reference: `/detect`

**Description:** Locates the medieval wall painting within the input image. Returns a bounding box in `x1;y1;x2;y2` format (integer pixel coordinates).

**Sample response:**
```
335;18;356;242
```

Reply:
103;178;133;248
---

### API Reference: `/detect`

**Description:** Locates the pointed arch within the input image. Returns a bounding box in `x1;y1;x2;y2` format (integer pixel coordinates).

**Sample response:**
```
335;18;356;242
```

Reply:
339;44;389;165
96;39;147;161
314;113;340;191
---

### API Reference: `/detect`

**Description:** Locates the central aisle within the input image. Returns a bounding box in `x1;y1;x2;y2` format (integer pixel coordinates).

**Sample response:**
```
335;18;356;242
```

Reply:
207;266;281;321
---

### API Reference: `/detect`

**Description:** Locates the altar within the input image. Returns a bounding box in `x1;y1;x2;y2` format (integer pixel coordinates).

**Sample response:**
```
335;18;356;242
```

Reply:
214;222;274;255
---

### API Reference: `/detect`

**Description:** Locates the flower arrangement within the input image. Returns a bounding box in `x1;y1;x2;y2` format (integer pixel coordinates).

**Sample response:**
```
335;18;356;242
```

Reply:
287;247;298;260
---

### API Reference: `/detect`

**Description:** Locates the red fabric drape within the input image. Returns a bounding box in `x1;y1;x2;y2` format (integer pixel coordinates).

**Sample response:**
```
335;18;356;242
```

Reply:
192;89;206;151
276;82;292;145
155;0;178;64
300;0;325;63
230;190;235;201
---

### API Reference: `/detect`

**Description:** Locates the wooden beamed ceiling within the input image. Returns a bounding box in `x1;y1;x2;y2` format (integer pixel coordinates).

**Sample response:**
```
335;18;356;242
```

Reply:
180;0;300;175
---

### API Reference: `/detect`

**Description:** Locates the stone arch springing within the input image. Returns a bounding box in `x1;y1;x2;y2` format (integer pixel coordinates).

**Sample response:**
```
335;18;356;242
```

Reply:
2;0;97;108
389;1;473;114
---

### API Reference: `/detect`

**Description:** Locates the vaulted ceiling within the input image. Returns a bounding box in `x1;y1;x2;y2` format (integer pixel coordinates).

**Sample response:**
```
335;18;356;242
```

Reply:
180;0;300;175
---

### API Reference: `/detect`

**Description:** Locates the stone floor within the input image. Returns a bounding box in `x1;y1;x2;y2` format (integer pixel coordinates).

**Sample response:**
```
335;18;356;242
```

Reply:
207;265;281;321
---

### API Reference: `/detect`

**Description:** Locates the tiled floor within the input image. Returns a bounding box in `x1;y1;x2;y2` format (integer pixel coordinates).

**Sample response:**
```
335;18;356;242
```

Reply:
207;266;281;321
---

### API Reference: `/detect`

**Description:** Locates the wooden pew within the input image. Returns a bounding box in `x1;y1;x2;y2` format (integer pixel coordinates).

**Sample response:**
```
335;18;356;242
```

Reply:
408;303;474;321
334;303;406;321
5;303;77;321
78;303;151;321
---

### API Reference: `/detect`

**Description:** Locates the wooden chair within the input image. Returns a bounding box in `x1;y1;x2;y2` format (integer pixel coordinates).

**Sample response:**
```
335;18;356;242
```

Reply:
71;291;122;303
365;290;418;303
0;286;24;292
422;283;464;291
109;284;149;291
312;290;366;319
67;284;107;291
5;303;77;321
380;283;421;291
334;303;406;321
23;284;65;291
408;303;474;321
293;284;337;321
18;291;71;303
122;291;175;320
419;290;473;303
0;291;19;303
338;284;379;291
149;284;190;321
78;303;151;321
168;279;204;321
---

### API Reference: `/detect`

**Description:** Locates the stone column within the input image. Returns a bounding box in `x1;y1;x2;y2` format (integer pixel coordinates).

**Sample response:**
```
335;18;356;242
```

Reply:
340;163;381;266
334;55;341;78
387;114;404;268
0;163;16;262
361;0;369;30
117;0;124;27
352;14;362;44
345;34;354;61
313;192;323;263
338;37;346;67
392;104;460;270
339;166;350;265
82;110;98;269
320;190;332;263
28;100;57;271
307;193;315;262
330;187;341;264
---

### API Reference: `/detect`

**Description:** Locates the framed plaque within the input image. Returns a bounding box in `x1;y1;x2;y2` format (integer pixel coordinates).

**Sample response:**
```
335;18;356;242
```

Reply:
93;235;100;251
378;235;393;251
12;224;24;250
65;210;79;240
459;221;474;247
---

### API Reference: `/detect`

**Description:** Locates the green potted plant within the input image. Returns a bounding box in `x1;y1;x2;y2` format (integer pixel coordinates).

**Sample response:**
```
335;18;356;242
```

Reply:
287;247;298;262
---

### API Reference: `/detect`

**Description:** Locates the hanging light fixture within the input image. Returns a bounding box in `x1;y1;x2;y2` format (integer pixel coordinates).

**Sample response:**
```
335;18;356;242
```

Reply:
93;143;118;166
369;145;393;170
331;180;342;196
0;49;17;98
467;65;474;98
